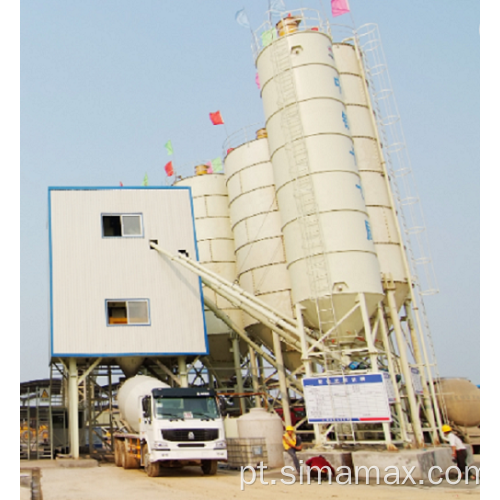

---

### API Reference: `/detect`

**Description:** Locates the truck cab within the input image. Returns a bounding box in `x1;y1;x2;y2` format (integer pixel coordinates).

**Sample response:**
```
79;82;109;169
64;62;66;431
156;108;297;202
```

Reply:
115;386;227;476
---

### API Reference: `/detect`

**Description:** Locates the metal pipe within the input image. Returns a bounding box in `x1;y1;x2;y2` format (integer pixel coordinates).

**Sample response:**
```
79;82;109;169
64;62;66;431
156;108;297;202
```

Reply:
377;304;409;443
153;243;326;354
296;303;322;443
404;300;439;444
203;296;279;371
77;358;102;385
248;348;262;408
358;294;395;450
68;358;79;459
406;299;446;441
155;359;182;387
386;290;424;447
178;356;189;388
152;243;300;329
272;331;292;427
231;335;246;413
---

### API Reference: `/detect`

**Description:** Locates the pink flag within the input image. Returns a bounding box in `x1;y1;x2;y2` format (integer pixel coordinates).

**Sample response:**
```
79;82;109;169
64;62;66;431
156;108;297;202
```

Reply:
206;160;213;174
256;72;260;90
331;0;350;17
119;181;123;186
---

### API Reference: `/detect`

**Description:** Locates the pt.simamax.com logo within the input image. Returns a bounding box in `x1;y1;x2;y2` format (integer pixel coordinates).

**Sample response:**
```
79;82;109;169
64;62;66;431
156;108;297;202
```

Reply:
240;462;480;490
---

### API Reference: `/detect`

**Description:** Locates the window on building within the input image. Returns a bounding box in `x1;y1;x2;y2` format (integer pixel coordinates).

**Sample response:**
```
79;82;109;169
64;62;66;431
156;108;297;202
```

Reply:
106;300;150;326
102;214;143;237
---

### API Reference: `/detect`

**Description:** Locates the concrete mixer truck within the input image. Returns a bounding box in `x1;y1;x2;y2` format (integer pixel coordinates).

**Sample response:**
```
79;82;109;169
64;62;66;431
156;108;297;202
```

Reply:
438;378;480;453
113;375;227;477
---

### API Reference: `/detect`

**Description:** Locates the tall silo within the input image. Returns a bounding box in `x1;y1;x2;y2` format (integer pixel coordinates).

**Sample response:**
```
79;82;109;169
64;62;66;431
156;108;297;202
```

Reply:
225;130;301;370
174;173;247;383
332;42;408;309
255;15;383;338
332;40;440;444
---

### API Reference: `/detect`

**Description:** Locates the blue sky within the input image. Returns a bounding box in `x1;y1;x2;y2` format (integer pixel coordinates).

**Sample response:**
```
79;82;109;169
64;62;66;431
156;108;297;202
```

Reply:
18;0;480;385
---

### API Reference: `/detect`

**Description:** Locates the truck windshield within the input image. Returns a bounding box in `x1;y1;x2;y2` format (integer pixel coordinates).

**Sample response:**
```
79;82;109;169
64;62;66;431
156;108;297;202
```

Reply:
154;397;220;420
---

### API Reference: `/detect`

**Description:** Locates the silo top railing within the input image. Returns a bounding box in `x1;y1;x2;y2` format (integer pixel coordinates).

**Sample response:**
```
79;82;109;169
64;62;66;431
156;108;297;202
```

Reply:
251;8;331;60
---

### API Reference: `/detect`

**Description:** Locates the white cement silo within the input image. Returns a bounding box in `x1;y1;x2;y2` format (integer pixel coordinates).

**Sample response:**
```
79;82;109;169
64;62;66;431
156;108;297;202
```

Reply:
174;174;246;380
225;133;300;370
332;42;409;309
256;23;383;335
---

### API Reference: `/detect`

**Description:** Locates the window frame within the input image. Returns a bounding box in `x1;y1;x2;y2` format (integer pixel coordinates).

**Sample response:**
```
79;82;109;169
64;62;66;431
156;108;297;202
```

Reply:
105;299;151;327
101;213;144;238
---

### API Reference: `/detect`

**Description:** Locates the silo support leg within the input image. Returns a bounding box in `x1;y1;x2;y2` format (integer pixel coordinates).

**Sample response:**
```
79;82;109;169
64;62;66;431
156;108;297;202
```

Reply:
378;305;409;443
296;304;322;444
231;336;246;414
68;358;80;459
358;295;396;451
248;348;262;408
272;331;292;427
404;301;440;445
386;291;425;447
178;356;188;388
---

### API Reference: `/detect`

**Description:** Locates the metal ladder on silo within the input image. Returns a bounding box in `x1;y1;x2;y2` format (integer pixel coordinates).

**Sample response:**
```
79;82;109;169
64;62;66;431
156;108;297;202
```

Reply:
354;24;448;430
269;35;338;348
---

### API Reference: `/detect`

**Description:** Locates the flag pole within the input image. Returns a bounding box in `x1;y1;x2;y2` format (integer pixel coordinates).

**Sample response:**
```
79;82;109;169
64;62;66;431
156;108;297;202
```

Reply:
346;0;356;29
171;148;177;186
223;122;231;148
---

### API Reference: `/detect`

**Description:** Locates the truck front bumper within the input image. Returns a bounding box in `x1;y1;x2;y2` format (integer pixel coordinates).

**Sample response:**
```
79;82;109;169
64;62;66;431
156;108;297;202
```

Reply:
150;448;227;462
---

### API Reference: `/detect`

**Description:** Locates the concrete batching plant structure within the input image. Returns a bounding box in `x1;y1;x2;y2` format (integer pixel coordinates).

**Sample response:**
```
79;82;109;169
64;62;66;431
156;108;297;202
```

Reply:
36;8;464;463
168;8;447;450
47;187;210;458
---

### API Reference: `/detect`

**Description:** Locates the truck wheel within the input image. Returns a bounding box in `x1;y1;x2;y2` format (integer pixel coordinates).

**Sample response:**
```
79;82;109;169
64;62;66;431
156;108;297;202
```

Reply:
146;460;161;477
143;445;161;477
201;460;218;476
114;440;123;467
122;439;140;469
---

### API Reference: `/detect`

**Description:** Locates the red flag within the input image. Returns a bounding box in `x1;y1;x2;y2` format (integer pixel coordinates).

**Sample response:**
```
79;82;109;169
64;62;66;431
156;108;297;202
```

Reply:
165;161;174;177
209;111;224;125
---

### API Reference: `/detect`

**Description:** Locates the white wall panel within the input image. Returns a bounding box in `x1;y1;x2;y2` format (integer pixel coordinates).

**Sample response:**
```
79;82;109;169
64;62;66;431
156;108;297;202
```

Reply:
49;188;207;357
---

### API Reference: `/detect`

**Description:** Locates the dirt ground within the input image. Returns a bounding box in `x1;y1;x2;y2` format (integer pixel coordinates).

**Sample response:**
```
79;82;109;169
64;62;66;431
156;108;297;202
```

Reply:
21;460;480;500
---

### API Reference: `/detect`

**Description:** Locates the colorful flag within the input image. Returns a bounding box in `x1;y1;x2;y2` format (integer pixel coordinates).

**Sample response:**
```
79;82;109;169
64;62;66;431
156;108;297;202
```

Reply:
209;111;224;125
212;157;223;173
142;173;148;186
269;0;286;12
165;161;174;177
261;28;276;47
164;140;173;155
256;72;260;90
235;8;250;29
331;0;350;17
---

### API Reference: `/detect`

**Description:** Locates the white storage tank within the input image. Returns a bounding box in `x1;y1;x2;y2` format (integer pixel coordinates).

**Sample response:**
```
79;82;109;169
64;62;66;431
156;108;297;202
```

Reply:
117;375;169;433
332;42;409;309
174;173;246;382
225;133;300;370
223;417;240;438
237;408;284;468
256;19;383;335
